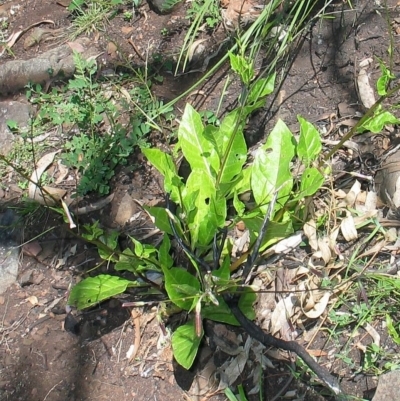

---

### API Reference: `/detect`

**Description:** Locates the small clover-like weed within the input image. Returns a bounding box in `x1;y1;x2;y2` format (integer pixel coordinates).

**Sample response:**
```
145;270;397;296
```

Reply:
26;51;173;196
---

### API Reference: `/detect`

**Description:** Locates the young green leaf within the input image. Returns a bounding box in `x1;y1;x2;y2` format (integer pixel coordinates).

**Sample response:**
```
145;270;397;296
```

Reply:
376;58;395;96
386;314;400;345
178;104;220;180
142;148;182;202
184;171;226;247
215;110;247;187
143;206;173;235
299;167;324;197
159;234;173;268
162;266;201;310
68;275;136;309
358;106;400;133
130;237;157;258
247;73;276;105
297;116;322;164
202;291;255;325
172;320;203;369
243;217;293;251
228;52;254;85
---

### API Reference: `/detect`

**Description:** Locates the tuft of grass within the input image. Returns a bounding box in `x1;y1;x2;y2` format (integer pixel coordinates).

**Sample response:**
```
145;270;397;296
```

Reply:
68;0;124;39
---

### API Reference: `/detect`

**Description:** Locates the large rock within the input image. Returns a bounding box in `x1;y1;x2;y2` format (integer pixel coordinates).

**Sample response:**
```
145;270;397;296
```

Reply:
372;370;400;401
0;209;21;294
0;100;32;156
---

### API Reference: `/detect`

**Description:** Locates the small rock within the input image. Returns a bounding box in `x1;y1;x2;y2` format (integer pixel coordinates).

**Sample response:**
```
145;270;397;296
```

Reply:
19;270;33;287
22;338;34;346
0;214;22;292
32;272;45;285
113;192;137;226
147;0;182;14
372;370;400;401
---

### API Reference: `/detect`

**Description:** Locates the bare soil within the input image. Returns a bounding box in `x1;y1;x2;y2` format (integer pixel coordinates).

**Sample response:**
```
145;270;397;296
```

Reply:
1;0;400;400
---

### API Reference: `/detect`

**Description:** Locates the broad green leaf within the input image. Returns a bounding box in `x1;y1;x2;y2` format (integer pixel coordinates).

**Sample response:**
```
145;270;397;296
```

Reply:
172;320;202;369
228;52;254;85
212;257;231;281
162;266;200;310
178;104;219;180
248;73;276;105
97;230;119;261
358;106;400;133
233;191;246;216
159;234;173;268
172;283;201;297
297;116;322;164
299;167;324;197
130;237;157;258
230;167;251;197
202;296;239;325
238;290;256;320
202;292;255;325
144;206;173;235
243;217;294;251
142;148;182;202
376;58;395;96
215;110;247;186
82;221;103;241
68;275;136;309
115;249;139;273
251;120;295;212
185;171;226;247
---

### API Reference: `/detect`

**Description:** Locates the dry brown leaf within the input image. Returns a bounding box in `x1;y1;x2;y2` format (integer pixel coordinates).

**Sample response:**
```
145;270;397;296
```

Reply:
27;295;39;306
344;180;361;207
272;232;302;254
302;291;331;319
55;160;69;184
319;237;332;262
0;20;56;57
217;336;251;389
307;349;328;357
106;41;118;58
29;150;62;205
67;41;85;52
270;294;298;337
341;214;358;242
121;26;134;34
357;68;375;109
357;239;386;258
187;39;207;62
304;219;318;251
357;190;377;212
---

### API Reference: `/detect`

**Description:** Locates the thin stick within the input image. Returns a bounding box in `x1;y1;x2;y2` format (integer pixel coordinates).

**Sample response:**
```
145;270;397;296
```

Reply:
43;380;63;401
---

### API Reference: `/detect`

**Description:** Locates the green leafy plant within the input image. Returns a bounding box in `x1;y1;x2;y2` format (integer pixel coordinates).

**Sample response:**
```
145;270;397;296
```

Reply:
67;51;327;370
26;52;172;196
186;0;221;29
225;384;249;401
